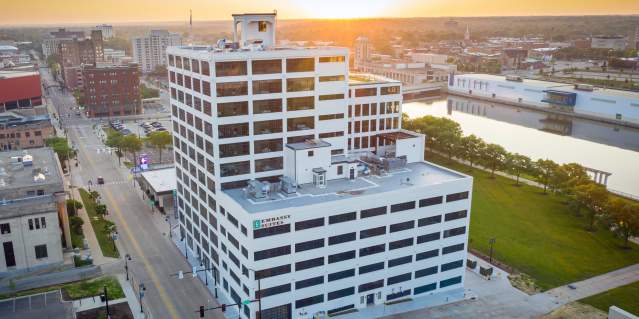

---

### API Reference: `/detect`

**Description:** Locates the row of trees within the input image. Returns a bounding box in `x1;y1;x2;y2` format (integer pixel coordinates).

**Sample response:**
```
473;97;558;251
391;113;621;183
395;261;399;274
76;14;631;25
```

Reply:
105;129;172;165
404;115;639;248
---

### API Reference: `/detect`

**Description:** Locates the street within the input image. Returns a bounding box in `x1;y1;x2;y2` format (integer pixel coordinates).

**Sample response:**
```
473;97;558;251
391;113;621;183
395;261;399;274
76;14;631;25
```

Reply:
39;64;223;319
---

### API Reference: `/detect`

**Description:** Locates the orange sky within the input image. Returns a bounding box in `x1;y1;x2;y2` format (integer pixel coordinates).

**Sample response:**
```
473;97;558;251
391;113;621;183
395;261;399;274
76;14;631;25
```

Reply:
2;0;639;25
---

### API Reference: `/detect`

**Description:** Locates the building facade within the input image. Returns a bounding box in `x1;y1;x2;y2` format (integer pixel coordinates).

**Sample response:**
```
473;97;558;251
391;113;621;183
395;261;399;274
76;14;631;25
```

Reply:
353;37;371;71
0;148;70;274
82;63;141;117
0;113;55;151
167;13;472;319
95;24;114;39
591;35;627;50
59;30;104;90
0;70;43;112
41;28;85;59
132;30;182;73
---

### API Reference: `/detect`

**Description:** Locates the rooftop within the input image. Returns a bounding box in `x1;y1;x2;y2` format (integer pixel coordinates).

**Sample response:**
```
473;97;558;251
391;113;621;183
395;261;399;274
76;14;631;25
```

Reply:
0;148;63;196
224;161;468;214
168;45;347;58
0;69;38;79
286;139;331;151
140;167;176;194
349;73;400;86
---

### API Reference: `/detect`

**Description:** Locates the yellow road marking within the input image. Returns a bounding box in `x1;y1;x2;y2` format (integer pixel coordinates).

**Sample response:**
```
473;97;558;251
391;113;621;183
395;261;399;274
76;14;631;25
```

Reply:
76;131;180;319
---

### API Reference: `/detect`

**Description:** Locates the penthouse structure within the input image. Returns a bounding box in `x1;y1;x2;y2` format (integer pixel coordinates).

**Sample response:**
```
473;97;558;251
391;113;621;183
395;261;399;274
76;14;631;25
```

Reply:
167;13;472;319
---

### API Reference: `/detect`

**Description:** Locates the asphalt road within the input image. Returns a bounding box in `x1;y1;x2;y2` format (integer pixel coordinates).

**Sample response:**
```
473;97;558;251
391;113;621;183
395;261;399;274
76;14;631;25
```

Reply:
39;64;223;319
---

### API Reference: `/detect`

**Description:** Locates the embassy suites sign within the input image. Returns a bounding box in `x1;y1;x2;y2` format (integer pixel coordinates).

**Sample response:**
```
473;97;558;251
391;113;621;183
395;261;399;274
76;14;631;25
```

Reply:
253;215;291;230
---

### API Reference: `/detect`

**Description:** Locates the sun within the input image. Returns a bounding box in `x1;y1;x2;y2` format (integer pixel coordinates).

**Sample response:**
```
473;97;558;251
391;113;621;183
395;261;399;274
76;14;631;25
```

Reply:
294;0;394;19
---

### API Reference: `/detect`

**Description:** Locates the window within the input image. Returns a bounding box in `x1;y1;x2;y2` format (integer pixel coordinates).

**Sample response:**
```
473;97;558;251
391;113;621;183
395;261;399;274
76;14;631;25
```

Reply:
441;260;464;272
358;279;384;293
446;191;469;202
216;82;248;97
328;287;354;301
360;206;386;219
329;212;356;224
295;294;323;308
388;255;412;268
252;59;281;74
445;210;468;221
219;142;250;158
359;262;384;274
389;238;414;250
254;138;283;154
258;21;268;32
254;120;283;134
381;86;400;95
442;243;465;254
414;283;437;295
415;267;438;280
418;215;442;227
417;232;440;244
319;94;344;101
256;264;291;280
416;249;439;261
253;224;290;238
419;196;443;207
440;276;462;288
295;217;324;231
390;220;414;233
286;78;314;92
253;79;282;94
319;56;345;63
328;268;355;282
387;272;411;285
287;117;314;131
253;99;282;114
220;161;250;177
390;201;415;213
443;226;466;238
329;232;356;245
0;223;9;234
359;244;385;257
328;250;355;264
34;244;48;259
319;75;345;82
255;157;283;172
286;58;314;72
360;226;386;239
201;61;210;75
355;88;376;97
254;245;290;261
295;257;324;271
256;283;291;298
215;61;247;77
319;113;344;121
217;101;248;117
387;289;411;301
295;276;324;290
295;238;324;252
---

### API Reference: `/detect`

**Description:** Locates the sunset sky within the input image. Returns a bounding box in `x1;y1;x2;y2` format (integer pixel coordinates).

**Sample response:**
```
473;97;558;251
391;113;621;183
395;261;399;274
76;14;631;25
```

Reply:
2;0;639;25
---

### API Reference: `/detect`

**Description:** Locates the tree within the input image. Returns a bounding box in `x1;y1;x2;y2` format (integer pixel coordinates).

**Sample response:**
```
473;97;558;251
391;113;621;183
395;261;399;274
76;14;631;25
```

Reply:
459;134;485;169
548;165;569;194
480;143;507;178
145;131;172;163
534;159;559;194
46;137;73;164
69;216;84;236
105;130;124;165
574;182;609;231
139;84;159;99
66;199;83;216
120;134;143;166
608;199;639;249
95;204;108;216
505;153;532;186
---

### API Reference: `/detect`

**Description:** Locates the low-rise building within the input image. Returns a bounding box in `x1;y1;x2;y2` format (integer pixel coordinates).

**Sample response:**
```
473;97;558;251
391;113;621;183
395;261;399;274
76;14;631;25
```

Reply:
0;148;70;274
591;35;627;50
0;70;44;112
82;63;141;117
138;166;176;214
0;112;55;151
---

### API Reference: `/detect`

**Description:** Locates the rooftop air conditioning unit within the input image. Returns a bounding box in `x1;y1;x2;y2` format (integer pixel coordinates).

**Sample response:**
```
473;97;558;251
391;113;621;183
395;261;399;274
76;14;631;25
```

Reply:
505;75;523;82
247;180;269;199
280;176;297;194
574;84;594;91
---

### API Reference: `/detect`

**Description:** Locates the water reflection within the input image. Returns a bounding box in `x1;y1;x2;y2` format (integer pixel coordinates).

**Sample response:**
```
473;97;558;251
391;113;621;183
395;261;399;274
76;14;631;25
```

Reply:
403;95;639;197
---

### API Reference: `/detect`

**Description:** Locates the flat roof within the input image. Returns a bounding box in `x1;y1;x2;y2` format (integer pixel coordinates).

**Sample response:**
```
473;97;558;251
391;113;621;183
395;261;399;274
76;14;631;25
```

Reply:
0;148;63;193
140;167;176;194
224;161;468;214
286;140;331;151
348;73;401;86
0;70;38;79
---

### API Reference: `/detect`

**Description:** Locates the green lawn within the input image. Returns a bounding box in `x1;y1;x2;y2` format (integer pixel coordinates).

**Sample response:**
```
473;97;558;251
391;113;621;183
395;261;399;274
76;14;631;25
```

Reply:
581;280;639;316
427;151;639;290
0;276;123;301
78;189;119;258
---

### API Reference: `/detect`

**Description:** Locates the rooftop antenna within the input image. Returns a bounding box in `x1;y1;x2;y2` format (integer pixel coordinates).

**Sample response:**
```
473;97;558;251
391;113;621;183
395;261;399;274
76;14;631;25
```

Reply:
188;9;193;46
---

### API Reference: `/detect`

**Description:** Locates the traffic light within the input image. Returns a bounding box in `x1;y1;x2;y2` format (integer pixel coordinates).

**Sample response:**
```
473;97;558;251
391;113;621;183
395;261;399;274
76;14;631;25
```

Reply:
199;306;204;318
221;304;226;312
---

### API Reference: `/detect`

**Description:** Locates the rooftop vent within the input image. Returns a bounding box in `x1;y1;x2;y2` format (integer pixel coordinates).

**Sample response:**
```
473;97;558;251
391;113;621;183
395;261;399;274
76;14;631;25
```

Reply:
22;154;33;166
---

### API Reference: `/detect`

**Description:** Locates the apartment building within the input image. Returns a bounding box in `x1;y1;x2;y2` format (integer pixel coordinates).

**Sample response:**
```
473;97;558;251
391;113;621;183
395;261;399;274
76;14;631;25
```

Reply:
41;28;85;59
0;148;70;274
95;24;114;39
132;30;182;73
82;63;141;117
59;30;104;90
167;12;472;319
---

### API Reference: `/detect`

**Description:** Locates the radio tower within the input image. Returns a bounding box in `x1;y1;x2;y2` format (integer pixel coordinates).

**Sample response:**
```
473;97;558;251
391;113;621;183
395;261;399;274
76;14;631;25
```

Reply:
189;9;193;46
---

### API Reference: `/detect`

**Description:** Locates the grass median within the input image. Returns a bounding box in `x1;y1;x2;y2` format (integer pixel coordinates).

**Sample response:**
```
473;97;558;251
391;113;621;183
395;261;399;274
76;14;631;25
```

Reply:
0;276;124;301
580;280;639;316
427;151;639;290
79;188;119;258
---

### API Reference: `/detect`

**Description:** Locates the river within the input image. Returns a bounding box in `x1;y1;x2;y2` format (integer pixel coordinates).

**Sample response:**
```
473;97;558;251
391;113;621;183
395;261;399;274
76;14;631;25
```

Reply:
403;95;639;197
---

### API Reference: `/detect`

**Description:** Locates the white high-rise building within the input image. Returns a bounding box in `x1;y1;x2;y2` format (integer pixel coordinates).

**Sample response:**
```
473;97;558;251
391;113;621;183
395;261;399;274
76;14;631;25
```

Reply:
132;30;182;73
95;24;114;39
354;36;371;71
167;12;472;319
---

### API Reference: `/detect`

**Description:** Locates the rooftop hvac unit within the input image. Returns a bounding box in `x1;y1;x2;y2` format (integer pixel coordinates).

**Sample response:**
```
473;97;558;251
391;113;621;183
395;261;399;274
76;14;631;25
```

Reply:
383;156;407;171
574;84;594;91
280;176;297;194
505;75;523;82
247;180;269;199
22;154;33;166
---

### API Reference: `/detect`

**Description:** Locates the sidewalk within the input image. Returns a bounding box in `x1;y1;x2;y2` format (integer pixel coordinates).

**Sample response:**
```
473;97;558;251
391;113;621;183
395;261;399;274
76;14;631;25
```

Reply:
71;186;118;266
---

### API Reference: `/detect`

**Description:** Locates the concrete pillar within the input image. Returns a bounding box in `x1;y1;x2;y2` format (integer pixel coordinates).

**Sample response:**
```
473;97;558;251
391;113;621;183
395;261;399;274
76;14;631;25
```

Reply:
55;192;72;249
603;174;609;186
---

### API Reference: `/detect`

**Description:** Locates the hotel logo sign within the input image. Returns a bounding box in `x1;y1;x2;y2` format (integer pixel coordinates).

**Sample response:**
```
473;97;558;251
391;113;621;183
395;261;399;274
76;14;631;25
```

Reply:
253;215;291;230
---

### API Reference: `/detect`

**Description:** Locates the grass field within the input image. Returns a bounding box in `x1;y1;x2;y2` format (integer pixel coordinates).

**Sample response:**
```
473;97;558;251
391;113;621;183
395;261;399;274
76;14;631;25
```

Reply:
427;152;639;290
0;276;123;301
79;188;119;258
581;281;639;316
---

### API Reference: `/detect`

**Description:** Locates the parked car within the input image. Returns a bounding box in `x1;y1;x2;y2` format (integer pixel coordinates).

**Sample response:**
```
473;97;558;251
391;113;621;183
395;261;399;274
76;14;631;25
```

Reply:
151;121;162;128
155;127;167;131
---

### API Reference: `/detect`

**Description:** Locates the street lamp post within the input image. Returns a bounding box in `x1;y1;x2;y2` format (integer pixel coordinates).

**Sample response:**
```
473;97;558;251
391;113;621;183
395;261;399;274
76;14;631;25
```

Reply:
103;285;110;317
181;237;188;259
138;283;146;313
125;254;131;281
247;268;262;318
488;238;496;264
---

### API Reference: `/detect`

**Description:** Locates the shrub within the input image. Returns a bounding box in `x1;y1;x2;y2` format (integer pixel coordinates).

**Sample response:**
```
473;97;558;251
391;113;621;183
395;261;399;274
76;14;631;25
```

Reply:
66;199;83;215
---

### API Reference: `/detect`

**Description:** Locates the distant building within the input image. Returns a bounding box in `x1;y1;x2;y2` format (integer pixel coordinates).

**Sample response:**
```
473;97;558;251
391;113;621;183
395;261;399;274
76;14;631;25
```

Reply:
0;148;70;275
571;38;591;49
501;48;529;69
354;36;371;70
464;24;471;41
131;30;182;73
59;30;104;90
628;26;638;50
591;35;626;51
409;53;448;65
95;24;114;39
41;28;85;59
82;63;141;117
0;113;54;151
103;48;127;64
0;70;43;111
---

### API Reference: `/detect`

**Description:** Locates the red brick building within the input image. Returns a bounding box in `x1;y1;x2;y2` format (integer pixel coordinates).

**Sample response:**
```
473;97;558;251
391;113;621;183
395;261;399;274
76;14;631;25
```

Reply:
60;30;104;90
82;64;141;117
0;70;43;112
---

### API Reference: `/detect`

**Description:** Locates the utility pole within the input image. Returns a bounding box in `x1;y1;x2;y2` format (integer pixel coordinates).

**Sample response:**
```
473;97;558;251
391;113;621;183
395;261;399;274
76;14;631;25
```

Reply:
103;285;110;317
125;254;131;281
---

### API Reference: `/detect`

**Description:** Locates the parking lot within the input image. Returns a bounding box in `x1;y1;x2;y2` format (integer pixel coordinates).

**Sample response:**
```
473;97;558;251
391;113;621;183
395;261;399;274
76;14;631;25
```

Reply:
106;119;172;138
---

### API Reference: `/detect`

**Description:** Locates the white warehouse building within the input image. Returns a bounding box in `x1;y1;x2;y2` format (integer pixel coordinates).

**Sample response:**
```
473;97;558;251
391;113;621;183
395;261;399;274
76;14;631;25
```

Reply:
448;73;639;124
167;12;473;319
